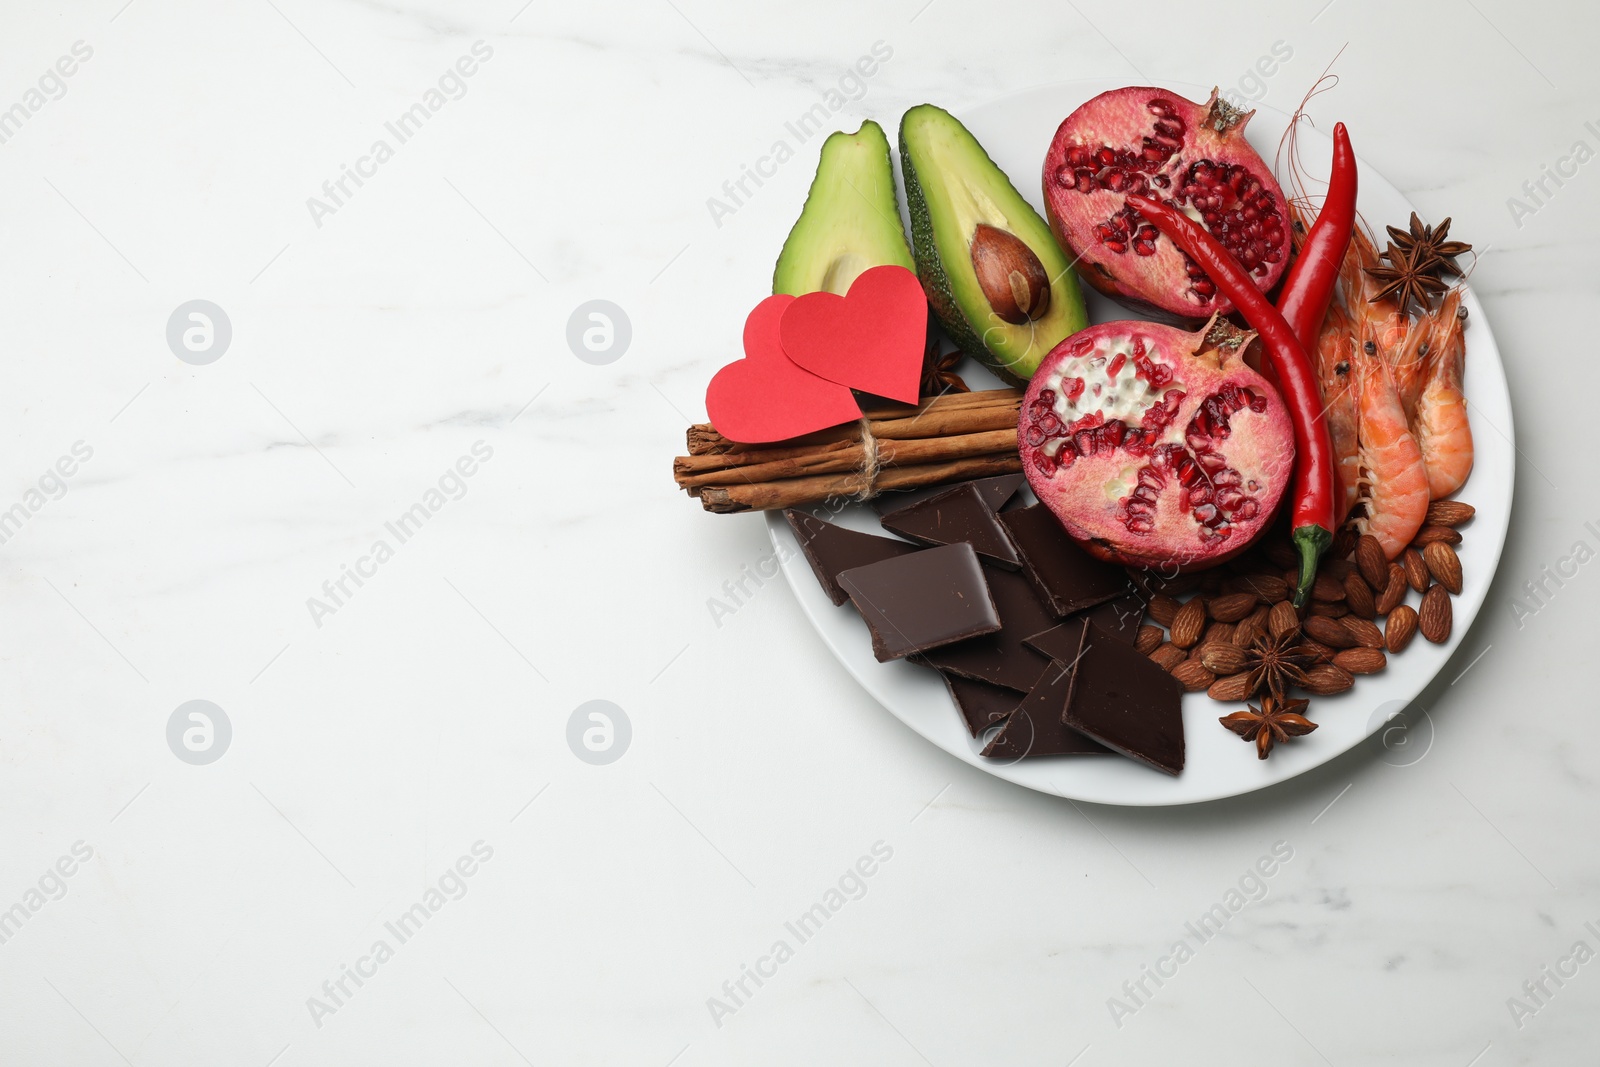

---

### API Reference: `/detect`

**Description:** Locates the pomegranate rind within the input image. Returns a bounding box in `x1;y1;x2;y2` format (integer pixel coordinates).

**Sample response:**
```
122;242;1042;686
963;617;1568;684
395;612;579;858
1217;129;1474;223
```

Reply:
1020;319;1295;570
1042;87;1291;324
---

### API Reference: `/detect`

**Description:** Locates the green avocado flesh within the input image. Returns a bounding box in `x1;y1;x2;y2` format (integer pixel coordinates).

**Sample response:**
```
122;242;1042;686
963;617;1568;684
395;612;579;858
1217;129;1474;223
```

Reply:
773;120;915;297
899;104;1088;385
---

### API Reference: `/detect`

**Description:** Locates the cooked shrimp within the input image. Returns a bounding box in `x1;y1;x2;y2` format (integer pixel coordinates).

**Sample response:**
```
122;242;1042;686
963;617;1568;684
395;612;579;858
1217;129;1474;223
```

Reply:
1312;300;1361;523
1351;351;1429;559
1387;315;1428;419
1413;290;1473;498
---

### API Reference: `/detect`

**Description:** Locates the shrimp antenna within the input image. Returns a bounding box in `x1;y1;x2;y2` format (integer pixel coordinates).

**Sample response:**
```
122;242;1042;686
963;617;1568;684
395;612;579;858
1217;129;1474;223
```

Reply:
1275;44;1348;209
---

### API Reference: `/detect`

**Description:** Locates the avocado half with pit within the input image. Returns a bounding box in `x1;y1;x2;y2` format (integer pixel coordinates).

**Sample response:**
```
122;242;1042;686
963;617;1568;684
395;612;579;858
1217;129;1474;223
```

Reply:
900;104;1087;385
773;120;915;297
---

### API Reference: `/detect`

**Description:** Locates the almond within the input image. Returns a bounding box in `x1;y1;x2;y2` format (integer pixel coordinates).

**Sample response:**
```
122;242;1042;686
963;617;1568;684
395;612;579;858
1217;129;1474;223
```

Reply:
1225;573;1289;603
1169;598;1206;649
1200;644;1250;675
1150;643;1187;670
1311;572;1346;602
969;224;1050;324
1202;621;1235;646
1207;592;1258;623
1403;548;1431;594
1426;500;1476;527
1333;647;1387;674
1423;541;1463;595
1134;625;1164;655
1308;600;1349;618
1412;525;1463;547
1303;615;1359;648
1147;594;1180;628
1302;664;1355;695
1376;563;1408;615
1385;604;1419;653
1420;584;1453;643
1355;534;1389;590
1323;557;1358;583
1344;572;1376;619
1300;638;1338;664
1169;660;1214;692
1232;605;1270;647
1208;673;1255;702
1263;539;1298;569
1329;524;1357;561
1267;600;1301;640
1341;616;1385;650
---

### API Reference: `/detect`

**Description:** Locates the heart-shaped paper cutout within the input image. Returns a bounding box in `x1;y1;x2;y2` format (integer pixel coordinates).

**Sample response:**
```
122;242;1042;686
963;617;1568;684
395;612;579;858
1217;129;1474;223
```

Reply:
779;264;928;405
705;295;862;444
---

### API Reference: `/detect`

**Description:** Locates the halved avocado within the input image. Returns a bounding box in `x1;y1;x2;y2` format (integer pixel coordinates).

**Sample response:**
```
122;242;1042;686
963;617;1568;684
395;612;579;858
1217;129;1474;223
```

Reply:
773;120;915;297
899;104;1088;385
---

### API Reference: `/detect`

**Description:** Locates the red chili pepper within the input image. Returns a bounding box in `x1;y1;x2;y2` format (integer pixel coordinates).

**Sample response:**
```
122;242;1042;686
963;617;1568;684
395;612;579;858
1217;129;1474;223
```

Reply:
1277;123;1358;352
1128;195;1337;608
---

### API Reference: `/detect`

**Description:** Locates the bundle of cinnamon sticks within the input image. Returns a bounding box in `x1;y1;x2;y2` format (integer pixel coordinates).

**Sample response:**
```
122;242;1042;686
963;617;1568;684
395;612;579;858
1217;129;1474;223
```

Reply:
673;389;1023;513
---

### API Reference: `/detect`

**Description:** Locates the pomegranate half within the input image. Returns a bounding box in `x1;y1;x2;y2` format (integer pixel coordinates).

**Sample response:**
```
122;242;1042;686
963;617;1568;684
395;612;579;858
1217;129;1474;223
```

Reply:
1043;87;1290;323
1021;317;1294;570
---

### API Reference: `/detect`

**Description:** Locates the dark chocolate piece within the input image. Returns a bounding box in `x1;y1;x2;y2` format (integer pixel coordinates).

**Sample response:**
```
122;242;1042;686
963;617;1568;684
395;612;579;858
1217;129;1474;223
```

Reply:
784;509;920;606
872;473;1023;515
981;633;1112;758
837;543;1001;662
1023;593;1146;658
940;672;1020;738
1062;622;1186;776
880;482;1020;569
998;503;1130;617
912;565;1055;691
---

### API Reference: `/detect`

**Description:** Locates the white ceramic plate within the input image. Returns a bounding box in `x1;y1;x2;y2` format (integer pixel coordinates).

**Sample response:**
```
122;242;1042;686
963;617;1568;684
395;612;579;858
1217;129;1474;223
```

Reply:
767;80;1513;806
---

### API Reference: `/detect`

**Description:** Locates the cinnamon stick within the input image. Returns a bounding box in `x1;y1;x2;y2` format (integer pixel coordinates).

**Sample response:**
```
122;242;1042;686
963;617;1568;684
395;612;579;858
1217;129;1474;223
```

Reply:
674;428;1017;488
686;388;1021;455
695;453;1025;514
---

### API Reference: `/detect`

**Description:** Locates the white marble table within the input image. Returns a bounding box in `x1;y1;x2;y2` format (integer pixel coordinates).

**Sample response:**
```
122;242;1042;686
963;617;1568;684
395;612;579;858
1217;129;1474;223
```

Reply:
0;0;1594;1063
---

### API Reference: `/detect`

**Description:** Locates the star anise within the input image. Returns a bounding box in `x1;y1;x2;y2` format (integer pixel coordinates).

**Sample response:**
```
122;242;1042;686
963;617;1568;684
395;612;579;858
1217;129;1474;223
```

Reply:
1364;241;1449;312
1385;212;1472;277
1239;629;1318;701
1219;694;1318;760
920;345;970;396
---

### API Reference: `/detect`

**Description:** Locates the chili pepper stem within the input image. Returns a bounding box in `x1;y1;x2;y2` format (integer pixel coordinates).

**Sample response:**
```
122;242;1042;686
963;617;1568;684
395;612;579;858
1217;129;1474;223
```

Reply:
1292;523;1333;609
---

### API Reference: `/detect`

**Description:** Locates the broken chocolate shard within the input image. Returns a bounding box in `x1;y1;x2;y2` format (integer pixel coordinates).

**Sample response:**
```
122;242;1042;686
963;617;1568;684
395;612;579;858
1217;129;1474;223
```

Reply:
1026;593;1147;659
872;473;1023;515
940;672;1020;738
981;627;1111;759
912;564;1056;691
1084;592;1146;643
1061;622;1186;776
998;503;1130;617
879;482;1020;569
837;543;1001;662
784;508;920;606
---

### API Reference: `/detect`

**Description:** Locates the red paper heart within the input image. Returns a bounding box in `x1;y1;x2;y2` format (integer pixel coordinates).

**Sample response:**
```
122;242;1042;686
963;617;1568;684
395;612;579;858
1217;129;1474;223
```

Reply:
705;295;862;444
779;265;928;406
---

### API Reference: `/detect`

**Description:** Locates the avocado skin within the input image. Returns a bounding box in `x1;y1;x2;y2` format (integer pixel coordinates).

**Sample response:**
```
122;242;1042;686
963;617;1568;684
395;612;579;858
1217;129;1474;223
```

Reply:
898;104;1087;387
772;120;914;297
898;124;1001;383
